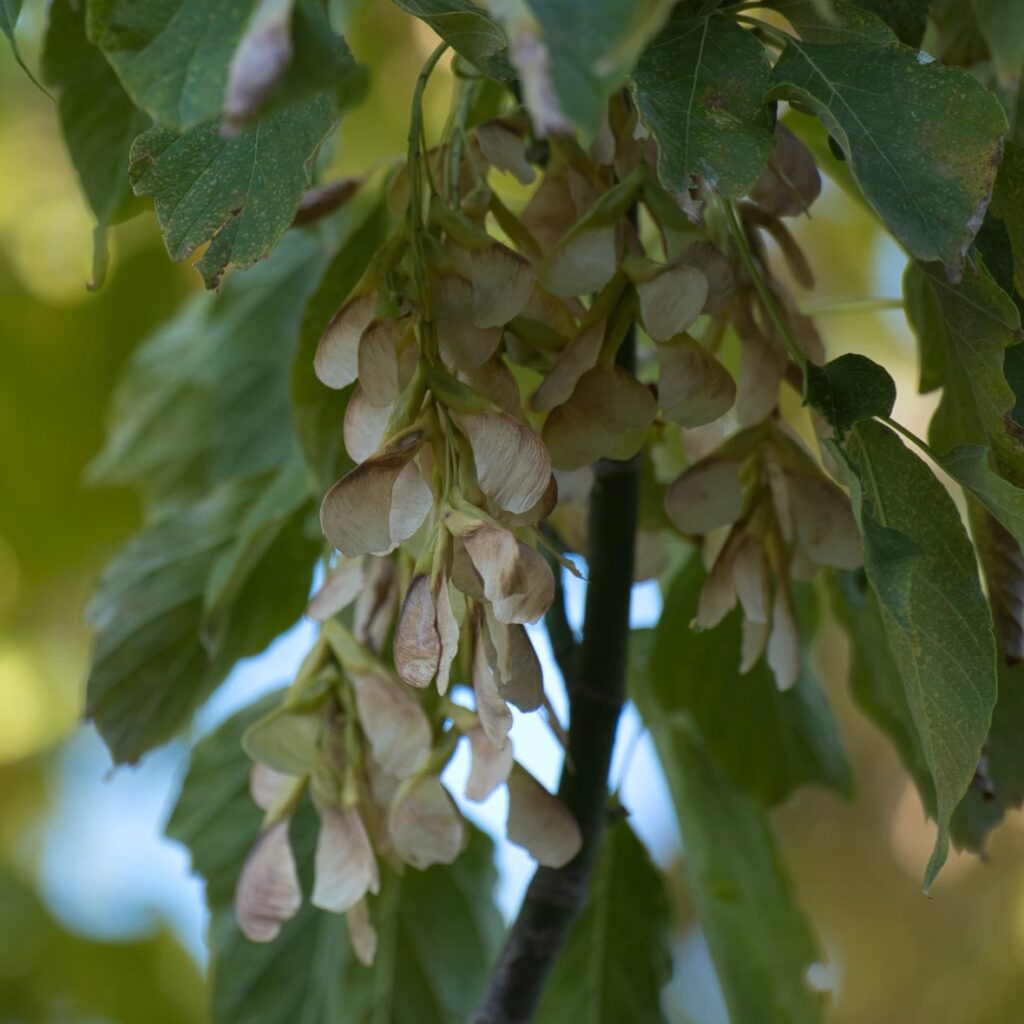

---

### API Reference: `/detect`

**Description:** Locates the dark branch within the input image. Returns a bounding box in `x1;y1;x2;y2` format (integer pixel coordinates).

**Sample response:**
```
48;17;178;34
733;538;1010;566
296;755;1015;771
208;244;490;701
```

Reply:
473;301;640;1024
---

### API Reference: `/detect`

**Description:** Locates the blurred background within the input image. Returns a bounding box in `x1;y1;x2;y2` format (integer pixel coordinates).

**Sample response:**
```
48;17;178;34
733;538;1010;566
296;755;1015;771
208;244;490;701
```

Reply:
3;2;1024;1022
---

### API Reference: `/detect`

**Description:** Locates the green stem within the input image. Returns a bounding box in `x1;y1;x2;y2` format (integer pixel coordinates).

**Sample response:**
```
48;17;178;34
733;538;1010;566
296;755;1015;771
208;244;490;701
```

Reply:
722;199;807;369
473;224;640;1024
802;297;904;316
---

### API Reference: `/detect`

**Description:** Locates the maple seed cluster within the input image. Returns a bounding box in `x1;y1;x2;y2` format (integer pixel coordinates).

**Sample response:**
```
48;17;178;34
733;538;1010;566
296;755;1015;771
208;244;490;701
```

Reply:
233;104;864;955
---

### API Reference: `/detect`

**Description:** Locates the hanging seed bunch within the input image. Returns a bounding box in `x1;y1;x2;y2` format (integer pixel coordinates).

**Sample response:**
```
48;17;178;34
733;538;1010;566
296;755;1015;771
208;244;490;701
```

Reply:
234;91;862;954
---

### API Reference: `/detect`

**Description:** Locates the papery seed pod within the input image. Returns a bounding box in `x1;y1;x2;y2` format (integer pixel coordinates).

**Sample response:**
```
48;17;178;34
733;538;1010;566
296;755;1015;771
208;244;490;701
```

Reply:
530;321;605;413
435;275;503;370
734;311;784;427
393;575;441;688
457;412;552;514
637;265;708;342
539;223;618;298
354;556;398;652
458;523;555;624
249;762;293;811
495;474;558;528
343;386;391;462
465;725;515;802
677;242;735;313
732;535;770;623
388;775;466;869
664;457;744;535
350;672;431;779
522;168;591;250
697;535;740;629
307;558;364;622
657;337;736;427
767;583;800;691
543;367;656;470
320;434;432;557
740;617;769;673
786;474;862;569
749;124;821;218
506;767;582;868
315;294;376;389
482;611;544;711
311;806;380;913
477;119;536;185
449;243;535;329
346;900;378;966
434;573;460;696
358;318;416;407
234;820;302;943
461;356;523;418
472;632;514;746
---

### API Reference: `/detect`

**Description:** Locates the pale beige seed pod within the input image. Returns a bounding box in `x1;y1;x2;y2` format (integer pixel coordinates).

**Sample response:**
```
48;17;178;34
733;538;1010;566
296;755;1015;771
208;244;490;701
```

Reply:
481;610;544;712
306;557;364;622
472;631;514;747
543;367;656;470
785;474;862;570
435;275;503;370
346;900;378;966
476;119;535;185
767;584;800;692
465;725;515;802
311;806;380;914
388;776;466;869
676;242;735;313
393;575;441;689
506;767;582;868
449;243;535;329
234;820;302;943
343;386;391;463
350;672;431;779
249;762;293;812
657;337;736;428
664;457;744;536
457;412;552;515
697;537;740;630
314;294;376;389
530;320;604;414
320;435;433;557
637;265;708;342
749;123;821;218
539;224;618;298
357;318;416;407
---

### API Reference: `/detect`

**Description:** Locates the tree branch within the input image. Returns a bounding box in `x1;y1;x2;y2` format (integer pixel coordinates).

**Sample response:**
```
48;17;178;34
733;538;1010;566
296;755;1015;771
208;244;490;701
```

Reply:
473;321;640;1024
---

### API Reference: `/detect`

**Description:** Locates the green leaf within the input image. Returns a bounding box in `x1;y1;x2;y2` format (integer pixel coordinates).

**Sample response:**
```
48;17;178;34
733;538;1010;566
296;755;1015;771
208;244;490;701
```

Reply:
850;0;929;45
970;501;1024;662
971;0;1024;85
89;230;332;509
768;0;896;46
129;98;336;287
804;352;896;437
1;0;46;89
770;37;1007;277
841;419;998;887
391;0;514;82
649;562;851;806
632;641;825;1024
951;658;1024;850
167;697;505;1023
494;0;671;140
938;445;1024;548
85;474;271;763
292;194;390;487
202;452;321;657
534;820;672;1024
989;141;1024;300
830;571;936;817
42;0;150;289
632;8;774;197
904;260;1024;482
88;0;362;131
